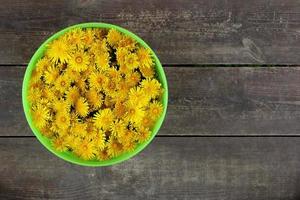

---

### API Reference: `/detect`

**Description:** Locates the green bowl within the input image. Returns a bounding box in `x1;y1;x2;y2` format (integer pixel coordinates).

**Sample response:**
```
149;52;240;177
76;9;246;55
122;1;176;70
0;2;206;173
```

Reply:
22;22;168;167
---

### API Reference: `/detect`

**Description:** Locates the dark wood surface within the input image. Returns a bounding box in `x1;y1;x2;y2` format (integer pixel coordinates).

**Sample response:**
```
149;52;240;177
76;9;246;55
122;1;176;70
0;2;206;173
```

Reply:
1;0;300;199
2;137;300;200
1;0;300;65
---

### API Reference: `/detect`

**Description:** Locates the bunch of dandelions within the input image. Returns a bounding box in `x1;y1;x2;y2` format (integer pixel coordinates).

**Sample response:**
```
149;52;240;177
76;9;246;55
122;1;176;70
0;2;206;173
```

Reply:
28;28;164;160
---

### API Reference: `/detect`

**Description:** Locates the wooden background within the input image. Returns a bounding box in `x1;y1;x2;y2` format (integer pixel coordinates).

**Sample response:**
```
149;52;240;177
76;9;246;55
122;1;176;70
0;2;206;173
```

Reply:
1;0;300;199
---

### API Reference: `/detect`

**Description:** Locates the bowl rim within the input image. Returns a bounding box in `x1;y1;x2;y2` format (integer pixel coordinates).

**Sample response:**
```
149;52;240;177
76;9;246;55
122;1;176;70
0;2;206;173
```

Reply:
22;22;168;167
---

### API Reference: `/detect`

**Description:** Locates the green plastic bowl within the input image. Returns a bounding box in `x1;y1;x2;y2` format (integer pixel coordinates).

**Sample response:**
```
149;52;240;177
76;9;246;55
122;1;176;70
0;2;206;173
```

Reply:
22;22;168;167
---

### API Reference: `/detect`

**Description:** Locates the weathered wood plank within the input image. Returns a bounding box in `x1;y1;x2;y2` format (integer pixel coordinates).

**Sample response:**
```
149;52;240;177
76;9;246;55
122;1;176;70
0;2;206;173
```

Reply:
1;0;300;65
2;66;300;136
1;137;300;200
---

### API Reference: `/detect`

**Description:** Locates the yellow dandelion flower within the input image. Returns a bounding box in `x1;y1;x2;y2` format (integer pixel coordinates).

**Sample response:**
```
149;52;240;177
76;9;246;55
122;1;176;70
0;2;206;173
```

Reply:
118;36;136;50
110;120;126;138
57;128;69;138
53;137;68;152
75;97;89;117
65;86;80;105
118;130;135;146
70;121;87;137
91;130;106;150
148;101;163;120
106;67;120;80
74;78;87;92
93;108;114;130
89;71;108;91
69;50;89;72
97;148;110;160
116;47;129;67
140;115;154;128
104;96;115;108
136;127;151;143
107;137;123;158
125;101;145;124
123;141;136;152
93;28;106;40
31;104;50;129
35;57;51;72
86;130;98;140
95;52;110;70
116;90;128;103
90;39;109;55
82;65;93;79
33;90;50;105
124;53;139;70
116;79;128;91
49;87;64;100
119;65;132;76
110;96;123;109
126;71;141;87
140;78;161;99
82;28;95;46
120;131;137;152
88;52;96;64
29;78;44;90
30;68;43;83
104;79;117;96
86;89;103;110
46;37;70;63
54;111;71;131
107;29;122;47
28;87;42;103
39;97;51;107
40;87;55;101
65;28;84;48
140;65;155;78
40;125;55;138
70;112;79;124
113;101;127;119
127;70;141;83
86;119;98;135
55;74;71;93
74;138;96;160
116;79;130;101
100;39;110;52
137;47;153;68
71;136;82;149
128;86;150;107
64;68;80;83
44;65;60;85
52;99;70;113
50;122;60;133
63;134;79;149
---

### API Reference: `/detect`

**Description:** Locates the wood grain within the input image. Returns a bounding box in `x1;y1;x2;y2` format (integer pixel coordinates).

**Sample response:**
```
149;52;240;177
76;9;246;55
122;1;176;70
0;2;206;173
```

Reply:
2;66;300;136
1;0;300;65
1;137;300;200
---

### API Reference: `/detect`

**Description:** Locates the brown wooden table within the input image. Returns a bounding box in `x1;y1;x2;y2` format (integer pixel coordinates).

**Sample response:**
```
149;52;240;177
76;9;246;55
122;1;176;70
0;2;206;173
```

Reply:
1;1;300;199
